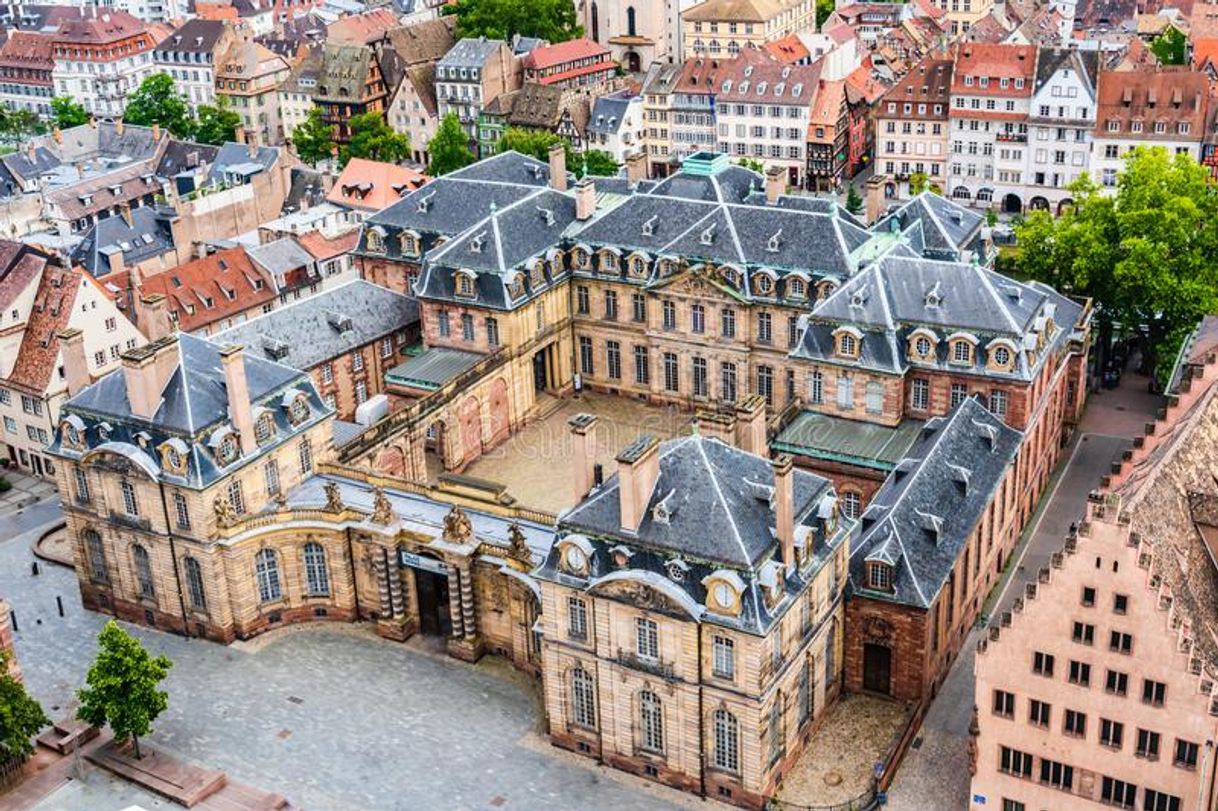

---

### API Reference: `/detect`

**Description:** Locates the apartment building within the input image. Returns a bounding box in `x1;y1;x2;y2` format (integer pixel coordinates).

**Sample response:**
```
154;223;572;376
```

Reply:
435;38;521;141
50;8;156;119
215;38;291;146
947;43;1035;213
0;31;53;117
874;54;953;198
584;0;690;72
153;19;235;112
522;38;615;89
1092;67;1209;192
807;77;848;192
1022;47;1099;213
714;49;818;187
683;0;817;61
641;57;718;176
314;44;402;144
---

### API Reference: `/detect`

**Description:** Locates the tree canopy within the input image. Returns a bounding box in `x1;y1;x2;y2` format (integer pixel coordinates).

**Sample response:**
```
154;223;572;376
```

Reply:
77;621;172;760
497;128;618;178
0;108;41;146
1015;147;1218;381
908;171;941;196
342;112;411;166
735;157;765;173
0;654;48;760
1150;26;1186;65
123;74;195;139
846;183;864;214
445;0;582;42
427;113;477;176
193;103;242;146
291;106;336;166
51;97;89;130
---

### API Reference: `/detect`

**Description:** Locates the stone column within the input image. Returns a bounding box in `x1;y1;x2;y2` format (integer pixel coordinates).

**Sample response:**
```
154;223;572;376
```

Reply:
446;566;464;639
373;550;392;616
387;553;406;618
459;562;476;642
374;547;412;642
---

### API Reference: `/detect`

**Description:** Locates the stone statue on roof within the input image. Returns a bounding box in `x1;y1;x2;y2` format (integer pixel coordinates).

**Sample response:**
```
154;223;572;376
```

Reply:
213;493;237;528
370;486;394;525
508;522;531;563
324;481;344;513
442;504;473;542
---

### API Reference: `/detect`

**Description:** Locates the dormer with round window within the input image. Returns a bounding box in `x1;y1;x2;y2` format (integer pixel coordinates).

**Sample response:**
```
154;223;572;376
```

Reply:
702;569;744;617
508;272;527;301
907;328;938;363
211;427;240;466
986;338;1018;372
284;390;311;425
833;326;863;360
158;437;190;476
947;332;978;367
253;408;276;445
752;271;775;298
627;253;649;279
570;245;591;271
558;534;594;578
61;414;86;450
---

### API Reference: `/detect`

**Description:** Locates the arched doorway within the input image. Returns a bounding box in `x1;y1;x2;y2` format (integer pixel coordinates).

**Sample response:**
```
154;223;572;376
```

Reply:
1028;196;1049;212
1002;193;1023;214
1056;198;1074;216
624;51;641;73
488;377;510;444
976;187;994;204
884;181;897;199
952;186;971;202
862;643;892;694
425;419;449;473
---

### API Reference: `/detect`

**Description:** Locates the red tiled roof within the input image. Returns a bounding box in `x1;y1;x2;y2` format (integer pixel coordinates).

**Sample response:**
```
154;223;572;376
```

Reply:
326;8;398;45
951;43;1036;94
763;34;810;64
326;158;428;212
1096;67;1209;140
139;247;276;334
6;261;82;395
522;37;610;70
53;9;148;46
0;32;54;74
297;230;359;261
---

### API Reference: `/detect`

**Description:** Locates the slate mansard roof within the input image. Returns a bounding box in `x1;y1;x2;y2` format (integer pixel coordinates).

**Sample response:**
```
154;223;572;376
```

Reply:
848;397;1023;610
49;333;331;488
537;435;846;635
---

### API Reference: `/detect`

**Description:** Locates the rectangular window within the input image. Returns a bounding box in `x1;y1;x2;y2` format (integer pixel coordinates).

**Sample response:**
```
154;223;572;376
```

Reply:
264;460;280;497
74;467;90;504
787;316;800;349
486;317;499;347
120;480;139;516
604;290;618;320
757;311;772;344
172;492;190;530
355;381;367;404
634;293;648;324
1113;593;1128;614
757;366;773;405
1144;790;1182;811
692;357;707;397
1063;708;1086;737
1081;586;1096;606
380;337;393;359
720;308;736;338
1101;718;1124;749
1002;801;1025;811
1039;758;1073;791
1142;679;1165;706
1175;739;1199;769
299;438;313;474
633;345;650;385
992;689;1014;718
911;378;929;410
713;635;735;679
1028;699;1050;727
1068;659;1091;686
636;617;658;660
989;389;1008;418
1101;776;1137;809
321;363;334;384
576;285;589;314
663;353;678;393
461;314;474;341
1072;622;1095;645
1106;669;1129;695
1033;651;1054;677
837;374;854;410
691;304;705;334
810;371;824;405
437;309;451;337
352;352;365;372
865;381;883;415
579;336;594;376
1136;728;1161;760
1110;630;1132;654
567;596;587;640
950;383;968;408
999;745;1033;778
227;479;245;515
720;362;737;403
606;341;621;380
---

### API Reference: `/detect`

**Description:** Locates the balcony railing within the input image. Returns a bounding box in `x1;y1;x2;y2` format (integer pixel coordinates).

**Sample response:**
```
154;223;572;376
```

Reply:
615;649;677;681
995;133;1028;143
108;511;152;532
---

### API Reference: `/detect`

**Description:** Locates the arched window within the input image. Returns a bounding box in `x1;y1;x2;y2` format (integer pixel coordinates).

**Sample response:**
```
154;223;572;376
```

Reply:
640;689;664;753
132;544;154;599
571;666;596;728
184;556;207;610
841;491;862;520
838;333;857;357
255;549;282;603
626;5;636;36
712;708;739;773
590;1;599;41
84;529;107;583
303;542;330;596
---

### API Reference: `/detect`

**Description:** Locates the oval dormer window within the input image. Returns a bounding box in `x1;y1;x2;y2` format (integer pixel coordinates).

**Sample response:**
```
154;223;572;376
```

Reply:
290;397;309;424
218;434;239;465
563;544;586;574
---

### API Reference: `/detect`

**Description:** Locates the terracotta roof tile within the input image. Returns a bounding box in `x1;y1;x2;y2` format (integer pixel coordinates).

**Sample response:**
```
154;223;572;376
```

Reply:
6;260;81;394
138;246;276;334
326;158;428;212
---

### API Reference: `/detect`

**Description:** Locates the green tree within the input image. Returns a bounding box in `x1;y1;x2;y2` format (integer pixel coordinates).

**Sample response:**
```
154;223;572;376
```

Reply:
290;106;335;166
446;0;582;42
193;102;242;146
341;112;411;166
1150;26;1187;65
76;621;172;760
1015;148;1218;381
123;74;194;139
51;96;89;130
816;0;835;27
846;183;863;214
735;157;765;173
581;149;619;178
427;112;477;176
909;171;930;195
0;654;49;760
0;108;41;145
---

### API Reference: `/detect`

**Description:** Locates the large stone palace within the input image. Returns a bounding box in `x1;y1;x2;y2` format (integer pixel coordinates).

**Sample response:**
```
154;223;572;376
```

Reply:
45;149;1092;808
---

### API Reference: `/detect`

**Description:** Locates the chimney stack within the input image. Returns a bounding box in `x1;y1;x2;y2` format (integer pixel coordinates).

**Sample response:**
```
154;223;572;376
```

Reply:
52;125;62;144
694;408;736;446
139;294;172;342
765;165;785;205
119;201;133;227
616;435;660;533
121;336;179;420
235;123;246;146
58;328;90;397
735;394;768;456
575;177;596;220
220;345;256;454
105;246;124;278
114;116;124;136
625;151;647;185
568;413;599;503
773;454;796;572
548;142;567;192
152;122;160;141
865;174;890;224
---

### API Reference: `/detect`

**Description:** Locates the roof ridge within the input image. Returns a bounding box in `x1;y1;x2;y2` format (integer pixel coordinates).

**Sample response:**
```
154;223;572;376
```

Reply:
974;264;1024;334
695;436;750;564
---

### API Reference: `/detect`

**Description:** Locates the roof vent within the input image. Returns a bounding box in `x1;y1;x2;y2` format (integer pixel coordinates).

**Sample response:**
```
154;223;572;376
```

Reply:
915;509;943;543
947;462;972;495
416;190;435;213
642;214;658;236
767;229;782;253
536;205;554;226
470;231;487;253
326;310;353;333
850;288;868;308
652;489;677;525
924;281;942;307
973;419;998;450
700;222;716;245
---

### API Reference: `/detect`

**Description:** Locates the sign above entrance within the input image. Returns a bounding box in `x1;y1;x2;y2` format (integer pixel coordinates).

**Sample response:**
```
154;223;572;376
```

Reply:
399;550;449;575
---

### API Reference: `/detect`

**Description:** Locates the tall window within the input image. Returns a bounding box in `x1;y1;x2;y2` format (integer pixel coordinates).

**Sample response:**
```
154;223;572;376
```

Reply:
990;389;1009;418
635;293;648;323
461;313;474;341
691;303;705;333
837;374;854;409
255;548;282;602
810;370;824;404
757;365;774;405
633;345;650;385
636;617;658;660
757;311;772;344
437;309;450;337
120;479;139;516
184;556;206;610
604;290;618;320
713;709;740;773
85;529;108;582
133;544;155;599
228;479;245;515
950;383;968;408
303;541;330;596
865;380;883;414
661;299;675;329
571;666;596;728
663;352;679;392
579;336;594;375
841;491;861;519
692;357;708;397
299;438;313;474
713;635;735;679
264;460;280;497
607;341;621;380
568;596;588;640
768;694;784;764
798;656;811;724
576;286;589;315
640;690;664;753
173;492;191;530
720;307;736;338
486;317;500;347
720;362;737;403
912;378;930;410
74;467;90;504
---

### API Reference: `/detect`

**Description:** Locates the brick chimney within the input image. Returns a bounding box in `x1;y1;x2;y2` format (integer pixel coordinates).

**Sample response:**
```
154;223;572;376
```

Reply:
58;328;89;397
105;247;124;278
694;408;736;446
616;435;660;533
152;122;160;141
115;116;124;136
119;201;133;227
121;336;179;420
773;454;796;572
735;394;767;456
765;165;785;205
625;151;647;185
548;142;567;192
139;293;171;342
568;412;599;503
865;174;890;224
220;344;256;453
575;177;596;220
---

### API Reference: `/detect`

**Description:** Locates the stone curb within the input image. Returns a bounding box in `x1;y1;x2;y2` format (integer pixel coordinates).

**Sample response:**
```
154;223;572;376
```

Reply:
30;522;71;568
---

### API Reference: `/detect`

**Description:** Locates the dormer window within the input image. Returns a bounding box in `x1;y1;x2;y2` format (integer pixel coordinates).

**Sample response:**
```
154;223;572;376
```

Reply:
530;261;546;289
949;337;975;365
628;255;648;278
720;266;740;287
288;396;309;425
217;434;239;465
559;535;593;577
509;274;526;300
571;247;590;270
753;273;774;297
703;570;744;616
400;232;419;256
365;229;384;253
254;412;275;444
834;328;862;359
454;271;475;297
914;336;932;358
866;561;893;592
597;249;619;274
786;277;805;299
988;340;1016;371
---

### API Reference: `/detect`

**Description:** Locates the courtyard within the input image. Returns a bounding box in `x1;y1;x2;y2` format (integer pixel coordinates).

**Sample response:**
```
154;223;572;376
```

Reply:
462;391;692;513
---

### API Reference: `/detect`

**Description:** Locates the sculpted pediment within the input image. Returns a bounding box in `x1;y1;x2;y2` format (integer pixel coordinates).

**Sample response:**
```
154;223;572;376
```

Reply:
655;267;741;302
588;575;699;619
